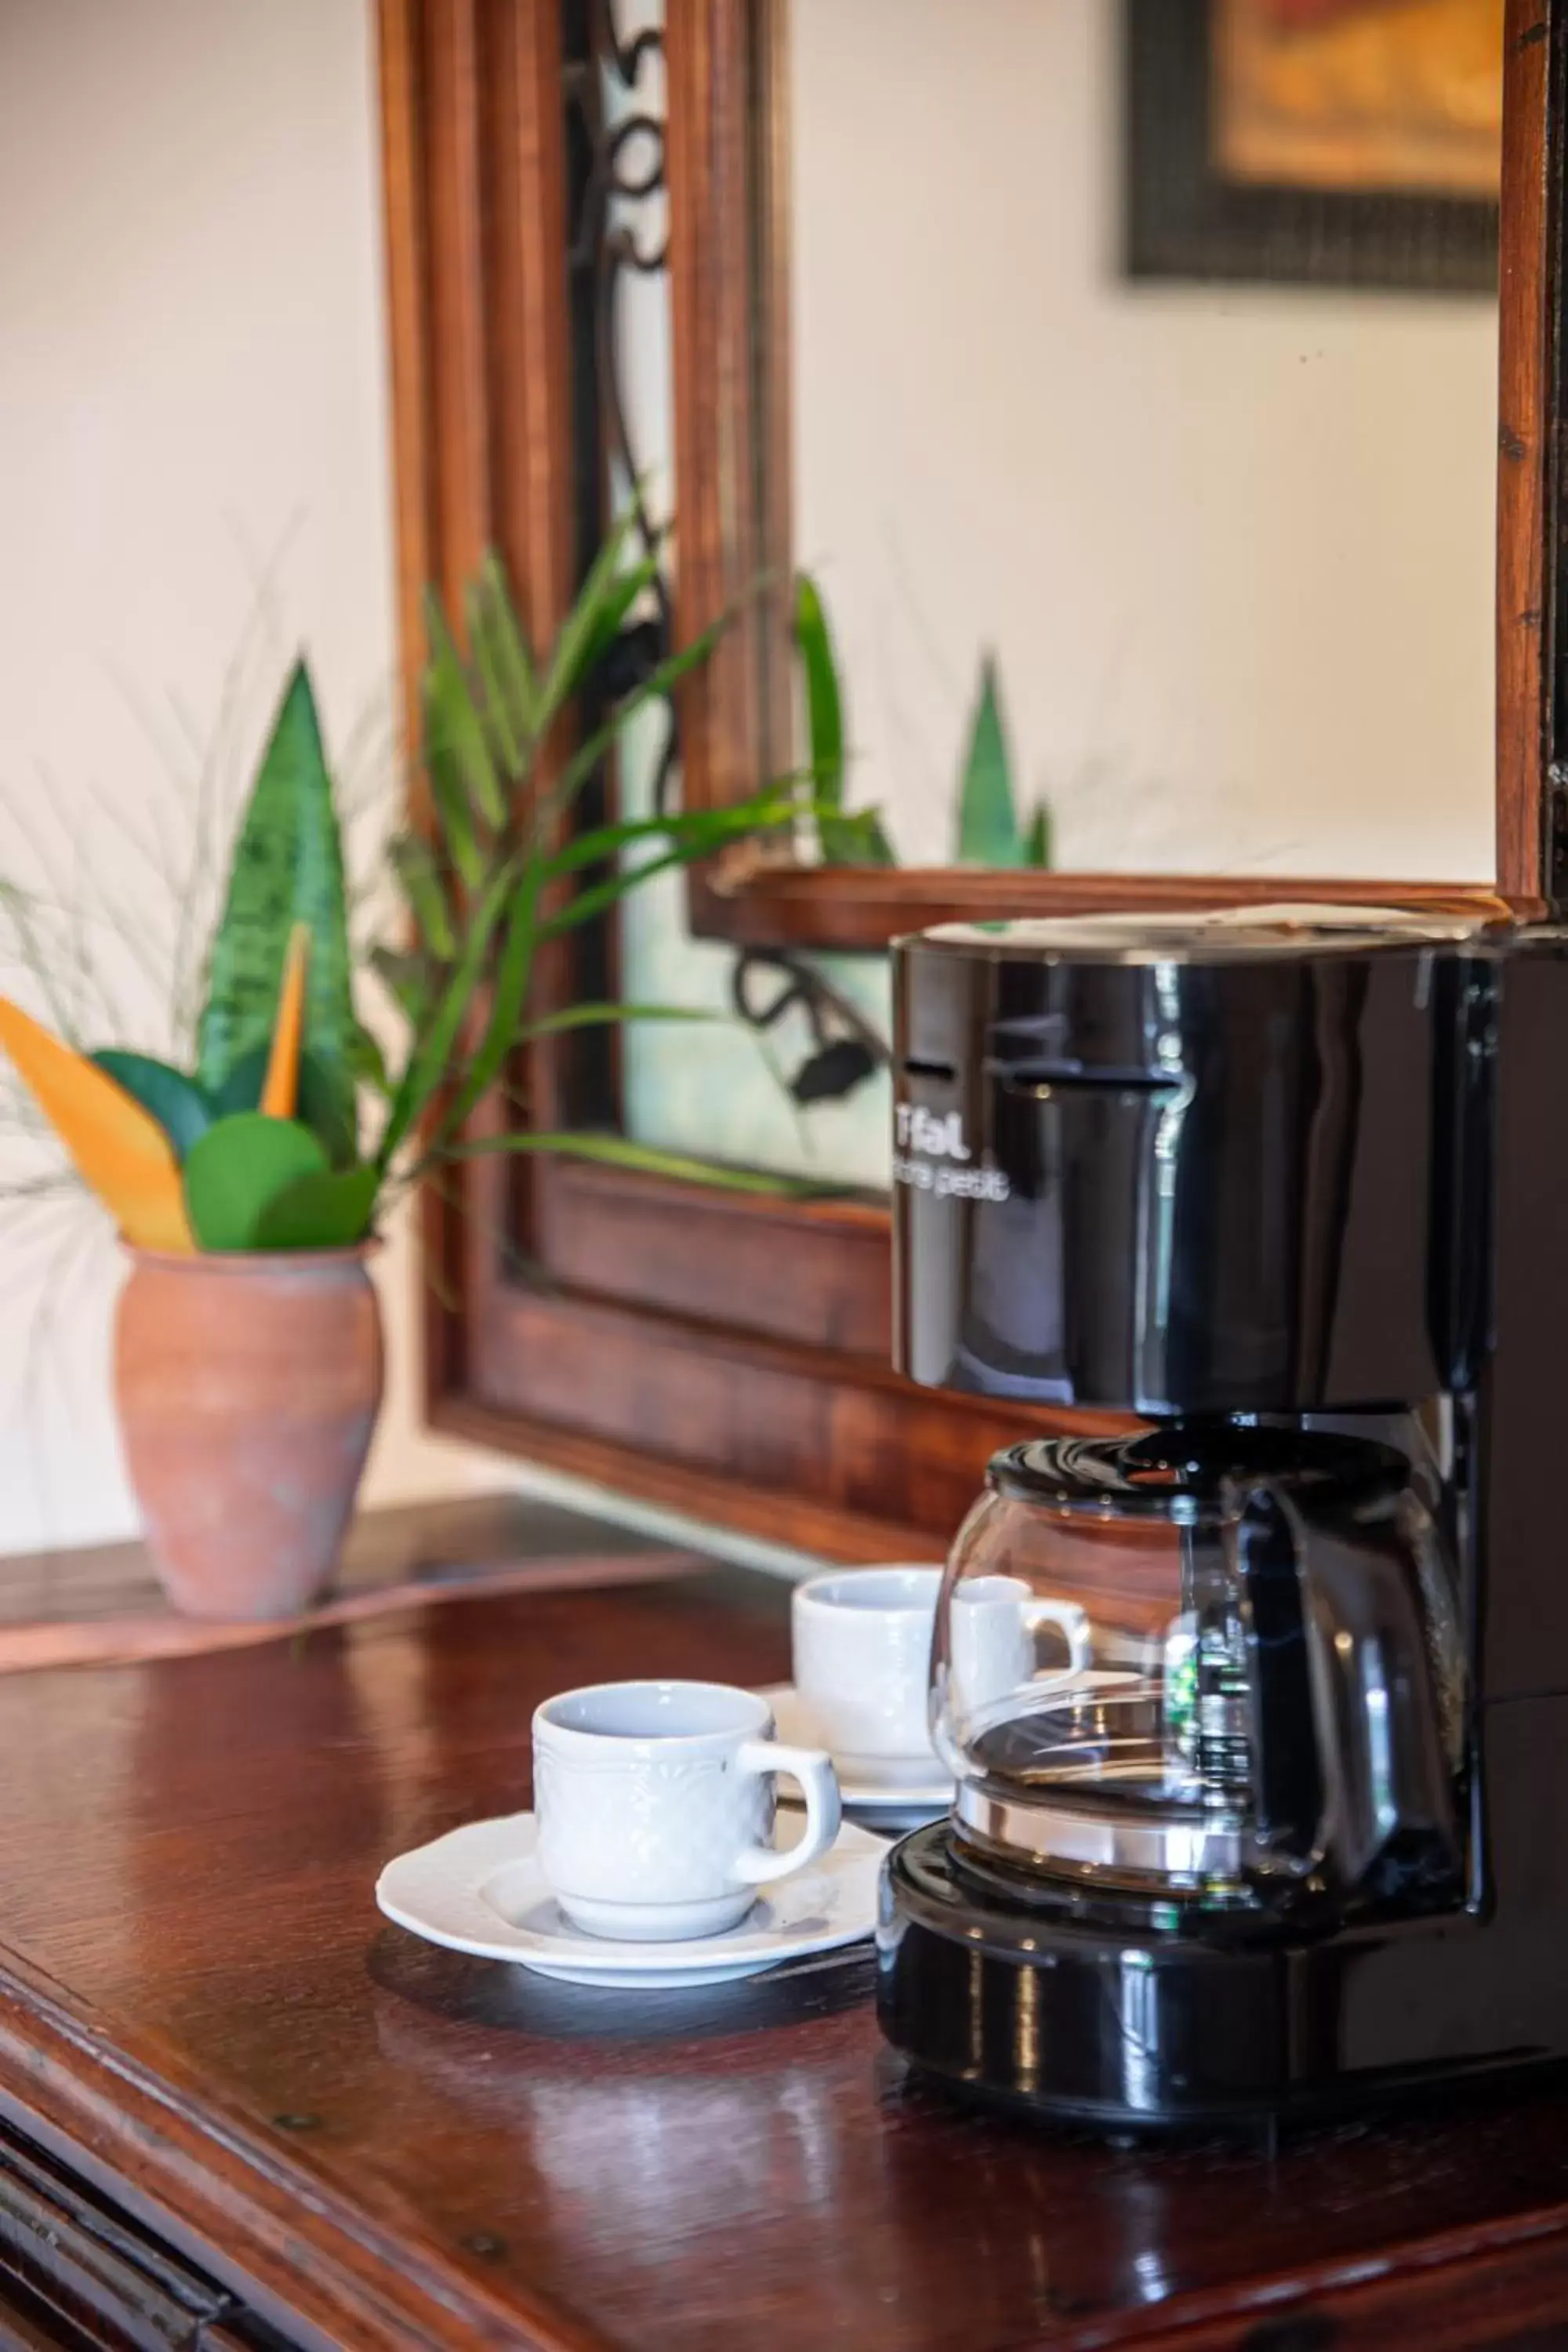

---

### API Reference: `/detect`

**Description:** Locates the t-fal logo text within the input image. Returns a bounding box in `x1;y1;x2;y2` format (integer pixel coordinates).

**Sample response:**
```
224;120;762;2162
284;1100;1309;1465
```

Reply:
892;1101;1011;1203
895;1103;971;1160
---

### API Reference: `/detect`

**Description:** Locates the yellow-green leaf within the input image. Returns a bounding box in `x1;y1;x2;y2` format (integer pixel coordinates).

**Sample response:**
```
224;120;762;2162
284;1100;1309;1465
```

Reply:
0;1000;194;1251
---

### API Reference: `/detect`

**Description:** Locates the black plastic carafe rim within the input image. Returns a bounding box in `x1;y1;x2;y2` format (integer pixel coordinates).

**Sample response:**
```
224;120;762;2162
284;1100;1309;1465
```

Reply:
986;1423;1414;1525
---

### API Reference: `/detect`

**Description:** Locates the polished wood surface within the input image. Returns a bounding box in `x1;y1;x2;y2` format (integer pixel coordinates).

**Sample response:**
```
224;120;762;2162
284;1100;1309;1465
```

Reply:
6;1512;1568;2349
0;1493;679;1674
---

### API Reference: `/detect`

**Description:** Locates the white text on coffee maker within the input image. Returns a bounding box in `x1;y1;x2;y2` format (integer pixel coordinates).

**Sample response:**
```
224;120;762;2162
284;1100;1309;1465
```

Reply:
892;1102;1011;1202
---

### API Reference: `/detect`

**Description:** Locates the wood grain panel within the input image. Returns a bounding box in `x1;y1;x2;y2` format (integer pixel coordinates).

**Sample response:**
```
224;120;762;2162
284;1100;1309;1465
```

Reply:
533;1158;890;1355
468;1278;1120;1559
665;0;769;823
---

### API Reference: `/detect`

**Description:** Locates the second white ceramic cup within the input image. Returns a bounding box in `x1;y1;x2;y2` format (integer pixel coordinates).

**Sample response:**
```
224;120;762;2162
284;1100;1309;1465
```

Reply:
792;1565;943;1768
532;1679;841;1941
946;1573;1093;1722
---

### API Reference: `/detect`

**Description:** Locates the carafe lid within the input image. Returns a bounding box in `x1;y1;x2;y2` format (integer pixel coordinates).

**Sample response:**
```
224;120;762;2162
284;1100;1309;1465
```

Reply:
989;1426;1412;1526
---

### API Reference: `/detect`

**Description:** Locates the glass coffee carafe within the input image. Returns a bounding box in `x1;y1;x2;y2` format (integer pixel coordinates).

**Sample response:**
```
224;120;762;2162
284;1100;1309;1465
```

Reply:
931;1425;1468;1917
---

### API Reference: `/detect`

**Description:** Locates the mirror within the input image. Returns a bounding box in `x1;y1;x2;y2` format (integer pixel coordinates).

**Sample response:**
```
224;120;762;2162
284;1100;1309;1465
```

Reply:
782;0;1502;880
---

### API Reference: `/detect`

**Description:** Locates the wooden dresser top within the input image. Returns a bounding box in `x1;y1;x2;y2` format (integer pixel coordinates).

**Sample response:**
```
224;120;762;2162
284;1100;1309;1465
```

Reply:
2;1501;1568;2351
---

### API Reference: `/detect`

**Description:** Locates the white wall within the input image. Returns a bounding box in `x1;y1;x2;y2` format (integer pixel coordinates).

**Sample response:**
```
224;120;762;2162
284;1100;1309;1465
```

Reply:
790;0;1500;880
0;0;498;1552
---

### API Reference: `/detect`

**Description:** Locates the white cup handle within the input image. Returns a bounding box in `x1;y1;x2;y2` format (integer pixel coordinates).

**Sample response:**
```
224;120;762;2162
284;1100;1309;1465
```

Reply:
1024;1598;1093;1673
733;1740;842;1885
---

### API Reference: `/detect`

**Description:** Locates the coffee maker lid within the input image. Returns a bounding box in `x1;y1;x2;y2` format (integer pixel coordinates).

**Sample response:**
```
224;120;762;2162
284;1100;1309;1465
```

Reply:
990;1427;1412;1525
912;904;1502;964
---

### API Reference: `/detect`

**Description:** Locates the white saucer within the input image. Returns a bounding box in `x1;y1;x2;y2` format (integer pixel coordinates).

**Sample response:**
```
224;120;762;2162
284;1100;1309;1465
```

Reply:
376;1813;887;1987
760;1685;953;1816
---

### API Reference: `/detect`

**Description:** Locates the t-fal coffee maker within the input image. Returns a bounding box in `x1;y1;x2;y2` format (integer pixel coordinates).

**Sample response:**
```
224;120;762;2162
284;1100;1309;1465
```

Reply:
879;906;1568;2130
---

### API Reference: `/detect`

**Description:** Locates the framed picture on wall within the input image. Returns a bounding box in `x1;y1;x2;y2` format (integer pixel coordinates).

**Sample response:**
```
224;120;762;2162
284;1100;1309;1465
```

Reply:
1125;0;1502;292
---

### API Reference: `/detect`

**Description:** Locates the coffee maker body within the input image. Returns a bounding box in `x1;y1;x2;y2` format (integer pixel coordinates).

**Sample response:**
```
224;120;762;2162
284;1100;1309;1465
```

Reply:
880;910;1568;2129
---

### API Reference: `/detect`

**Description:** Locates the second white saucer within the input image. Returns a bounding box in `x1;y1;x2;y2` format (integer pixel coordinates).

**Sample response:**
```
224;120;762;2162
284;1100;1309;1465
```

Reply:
760;1685;953;1813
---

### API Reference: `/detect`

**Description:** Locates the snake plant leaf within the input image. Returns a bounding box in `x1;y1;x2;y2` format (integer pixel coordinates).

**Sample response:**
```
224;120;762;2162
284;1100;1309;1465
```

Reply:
955;657;1025;867
1022;800;1052;869
209;1043;268;1117
296;1049;358;1169
253;1160;379;1250
196;662;358;1128
0;1001;194;1251
89;1051;213;1160
793;574;844;811
212;1044;358;1170
183;1112;328;1251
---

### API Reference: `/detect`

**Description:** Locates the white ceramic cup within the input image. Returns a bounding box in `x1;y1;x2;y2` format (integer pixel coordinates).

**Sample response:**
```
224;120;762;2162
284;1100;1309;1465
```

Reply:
532;1679;841;1942
792;1565;943;1769
947;1574;1093;1723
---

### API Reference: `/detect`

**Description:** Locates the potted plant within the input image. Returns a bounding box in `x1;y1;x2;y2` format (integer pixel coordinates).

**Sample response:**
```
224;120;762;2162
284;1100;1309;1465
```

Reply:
0;539;800;1619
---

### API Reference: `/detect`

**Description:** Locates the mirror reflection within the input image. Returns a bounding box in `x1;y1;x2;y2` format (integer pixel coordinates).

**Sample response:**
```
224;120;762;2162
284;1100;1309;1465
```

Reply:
784;0;1502;880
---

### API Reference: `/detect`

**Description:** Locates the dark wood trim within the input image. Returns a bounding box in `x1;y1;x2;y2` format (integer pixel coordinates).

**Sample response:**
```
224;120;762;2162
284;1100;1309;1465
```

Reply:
0;1946;539;2352
665;0;773;831
669;0;1560;948
1498;0;1558;901
377;0;582;1436
0;2125;278;2352
378;0;1563;1564
699;866;1533;954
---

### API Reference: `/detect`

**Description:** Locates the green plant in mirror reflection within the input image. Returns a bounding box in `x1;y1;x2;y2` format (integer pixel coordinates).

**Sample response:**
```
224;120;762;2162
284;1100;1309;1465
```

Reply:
792;572;1051;872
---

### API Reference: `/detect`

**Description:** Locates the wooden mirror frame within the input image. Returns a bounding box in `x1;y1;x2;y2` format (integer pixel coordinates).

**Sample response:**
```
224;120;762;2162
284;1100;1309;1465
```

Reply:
671;0;1560;947
378;0;1565;1561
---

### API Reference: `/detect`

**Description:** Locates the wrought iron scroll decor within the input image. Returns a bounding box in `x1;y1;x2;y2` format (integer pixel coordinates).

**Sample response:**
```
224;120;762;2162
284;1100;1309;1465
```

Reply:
561;0;887;1106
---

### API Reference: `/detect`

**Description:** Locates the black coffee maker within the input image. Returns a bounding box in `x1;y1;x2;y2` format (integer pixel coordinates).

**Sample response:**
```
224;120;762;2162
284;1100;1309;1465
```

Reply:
879;906;1568;2130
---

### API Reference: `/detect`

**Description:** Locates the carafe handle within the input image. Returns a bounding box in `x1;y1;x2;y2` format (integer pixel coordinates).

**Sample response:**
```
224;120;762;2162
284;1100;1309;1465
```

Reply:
1228;1476;1461;1900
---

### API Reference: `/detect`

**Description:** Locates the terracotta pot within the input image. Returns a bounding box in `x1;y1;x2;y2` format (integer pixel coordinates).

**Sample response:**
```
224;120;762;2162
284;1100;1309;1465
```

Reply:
114;1246;385;1621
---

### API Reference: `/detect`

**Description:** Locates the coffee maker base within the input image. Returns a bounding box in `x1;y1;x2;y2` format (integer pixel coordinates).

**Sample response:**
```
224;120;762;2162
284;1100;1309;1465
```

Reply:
877;1824;1552;2136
